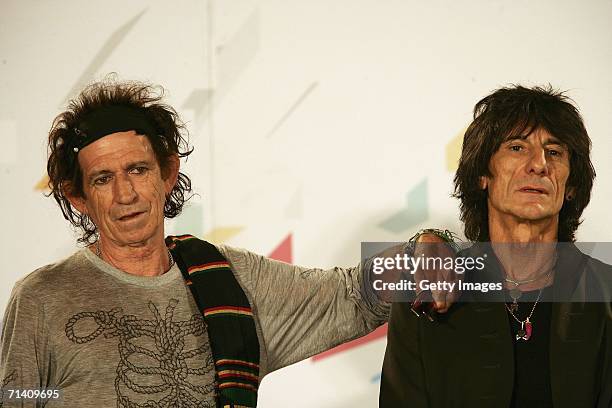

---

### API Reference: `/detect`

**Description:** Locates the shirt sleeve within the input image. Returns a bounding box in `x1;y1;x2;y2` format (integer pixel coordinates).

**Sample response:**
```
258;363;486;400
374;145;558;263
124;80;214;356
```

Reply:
1;280;51;408
217;244;402;375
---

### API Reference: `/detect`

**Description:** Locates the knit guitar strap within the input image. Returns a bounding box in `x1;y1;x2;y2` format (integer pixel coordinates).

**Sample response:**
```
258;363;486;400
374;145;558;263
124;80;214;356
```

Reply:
166;234;260;408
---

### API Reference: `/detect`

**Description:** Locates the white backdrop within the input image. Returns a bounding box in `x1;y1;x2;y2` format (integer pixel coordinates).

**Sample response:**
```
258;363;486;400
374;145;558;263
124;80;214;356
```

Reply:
1;0;611;406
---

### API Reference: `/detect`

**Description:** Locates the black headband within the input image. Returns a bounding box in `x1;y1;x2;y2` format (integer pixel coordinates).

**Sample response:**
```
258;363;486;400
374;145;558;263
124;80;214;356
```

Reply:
71;105;157;153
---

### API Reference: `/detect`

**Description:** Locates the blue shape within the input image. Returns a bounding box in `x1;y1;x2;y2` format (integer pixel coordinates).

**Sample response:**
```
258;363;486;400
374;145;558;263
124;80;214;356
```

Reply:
379;178;428;234
371;372;382;384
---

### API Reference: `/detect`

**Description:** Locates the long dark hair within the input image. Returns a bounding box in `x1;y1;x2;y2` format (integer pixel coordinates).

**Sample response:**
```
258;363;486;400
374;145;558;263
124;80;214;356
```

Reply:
47;78;193;244
453;85;595;242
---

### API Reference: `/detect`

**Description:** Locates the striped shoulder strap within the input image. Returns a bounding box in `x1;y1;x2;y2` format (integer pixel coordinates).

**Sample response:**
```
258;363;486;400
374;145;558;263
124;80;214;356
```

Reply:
166;234;260;407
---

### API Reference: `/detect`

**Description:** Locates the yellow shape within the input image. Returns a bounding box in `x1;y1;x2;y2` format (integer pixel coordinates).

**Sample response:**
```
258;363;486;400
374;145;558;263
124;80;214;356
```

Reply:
204;226;244;244
445;127;467;172
35;174;50;192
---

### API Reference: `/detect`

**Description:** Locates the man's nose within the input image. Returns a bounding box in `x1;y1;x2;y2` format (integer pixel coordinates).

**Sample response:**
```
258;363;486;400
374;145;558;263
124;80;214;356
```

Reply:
114;174;137;204
527;147;549;176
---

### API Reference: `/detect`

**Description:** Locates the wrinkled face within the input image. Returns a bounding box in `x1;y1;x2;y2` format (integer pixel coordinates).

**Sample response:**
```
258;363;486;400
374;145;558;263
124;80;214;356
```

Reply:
482;128;572;223
70;131;175;246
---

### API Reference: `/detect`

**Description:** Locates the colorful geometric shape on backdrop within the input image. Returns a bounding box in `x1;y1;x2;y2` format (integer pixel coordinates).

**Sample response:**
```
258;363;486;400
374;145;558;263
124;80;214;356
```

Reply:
174;203;205;239
204;226;245;244
267;233;292;263
35;175;50;192
378;178;428;234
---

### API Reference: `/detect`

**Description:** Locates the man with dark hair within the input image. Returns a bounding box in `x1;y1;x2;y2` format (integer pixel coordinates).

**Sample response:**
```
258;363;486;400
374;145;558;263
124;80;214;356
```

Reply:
0;79;435;407
380;85;612;407
454;85;595;243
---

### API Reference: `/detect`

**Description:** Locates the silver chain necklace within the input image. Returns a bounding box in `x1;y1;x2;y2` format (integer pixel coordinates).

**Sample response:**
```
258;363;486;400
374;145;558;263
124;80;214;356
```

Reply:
504;252;556;306
505;267;553;306
504;268;553;286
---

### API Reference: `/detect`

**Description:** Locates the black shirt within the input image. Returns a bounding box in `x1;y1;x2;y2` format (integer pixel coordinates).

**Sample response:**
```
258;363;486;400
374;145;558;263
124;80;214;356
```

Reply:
508;285;554;408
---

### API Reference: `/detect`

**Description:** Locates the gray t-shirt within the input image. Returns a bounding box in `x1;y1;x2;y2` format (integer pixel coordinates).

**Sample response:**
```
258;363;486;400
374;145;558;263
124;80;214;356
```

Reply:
0;244;389;407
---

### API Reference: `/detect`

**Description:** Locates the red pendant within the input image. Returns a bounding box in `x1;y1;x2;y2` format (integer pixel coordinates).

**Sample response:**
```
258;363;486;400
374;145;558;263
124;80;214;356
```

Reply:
524;318;532;340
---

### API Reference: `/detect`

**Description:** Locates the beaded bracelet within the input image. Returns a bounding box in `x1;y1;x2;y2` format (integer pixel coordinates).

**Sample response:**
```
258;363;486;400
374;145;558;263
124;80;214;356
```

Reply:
408;228;461;252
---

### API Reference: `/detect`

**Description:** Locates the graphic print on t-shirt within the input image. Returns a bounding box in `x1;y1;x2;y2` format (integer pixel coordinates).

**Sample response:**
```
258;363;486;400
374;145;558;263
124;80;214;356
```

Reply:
65;299;215;407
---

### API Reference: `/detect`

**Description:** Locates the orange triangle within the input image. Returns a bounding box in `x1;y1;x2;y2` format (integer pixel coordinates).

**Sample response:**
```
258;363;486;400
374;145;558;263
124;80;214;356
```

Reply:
35;175;50;192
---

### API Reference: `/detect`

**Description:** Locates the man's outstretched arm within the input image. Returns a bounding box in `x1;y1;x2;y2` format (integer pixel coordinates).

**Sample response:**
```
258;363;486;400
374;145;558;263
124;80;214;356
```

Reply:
217;229;458;376
219;243;395;376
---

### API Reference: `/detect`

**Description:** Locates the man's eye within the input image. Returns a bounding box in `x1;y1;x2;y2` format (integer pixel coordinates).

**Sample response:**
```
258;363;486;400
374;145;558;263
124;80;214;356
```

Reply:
547;149;563;157
509;145;523;152
129;166;148;175
94;176;111;185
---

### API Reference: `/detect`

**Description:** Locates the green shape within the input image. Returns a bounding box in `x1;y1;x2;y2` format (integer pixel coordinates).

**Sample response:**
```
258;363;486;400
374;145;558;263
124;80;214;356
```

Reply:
173;203;204;238
379;178;428;234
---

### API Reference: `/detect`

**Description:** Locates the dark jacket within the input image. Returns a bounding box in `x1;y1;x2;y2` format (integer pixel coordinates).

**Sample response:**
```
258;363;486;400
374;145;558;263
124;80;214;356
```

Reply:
380;244;612;408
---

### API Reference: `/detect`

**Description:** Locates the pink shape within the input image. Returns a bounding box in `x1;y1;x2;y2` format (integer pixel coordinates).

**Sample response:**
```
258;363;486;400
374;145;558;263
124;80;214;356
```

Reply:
525;320;532;340
268;233;292;263
267;234;388;361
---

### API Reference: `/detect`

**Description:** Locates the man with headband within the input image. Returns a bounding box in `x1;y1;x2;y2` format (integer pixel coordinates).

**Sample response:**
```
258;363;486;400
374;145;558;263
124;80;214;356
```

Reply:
0;79;456;407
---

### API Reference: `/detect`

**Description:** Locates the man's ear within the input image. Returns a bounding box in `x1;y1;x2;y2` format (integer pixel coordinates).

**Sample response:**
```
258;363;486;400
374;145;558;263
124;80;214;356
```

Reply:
63;182;88;215
479;176;488;190
163;154;180;194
